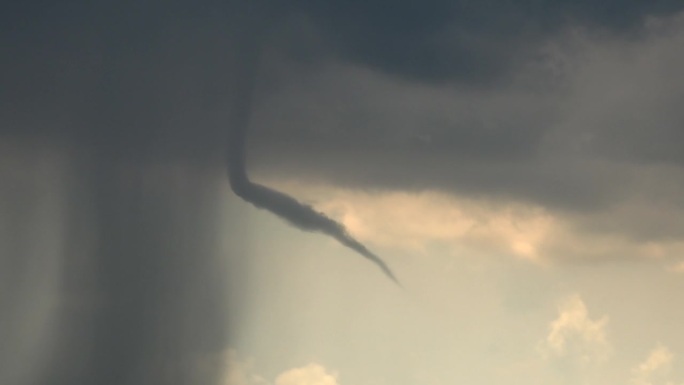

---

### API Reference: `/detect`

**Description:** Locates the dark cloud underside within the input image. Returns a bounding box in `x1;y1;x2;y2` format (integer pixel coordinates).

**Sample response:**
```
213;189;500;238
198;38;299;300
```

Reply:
3;1;684;384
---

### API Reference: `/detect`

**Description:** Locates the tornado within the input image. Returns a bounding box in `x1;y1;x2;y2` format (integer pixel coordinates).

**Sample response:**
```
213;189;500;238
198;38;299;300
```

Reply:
226;33;400;286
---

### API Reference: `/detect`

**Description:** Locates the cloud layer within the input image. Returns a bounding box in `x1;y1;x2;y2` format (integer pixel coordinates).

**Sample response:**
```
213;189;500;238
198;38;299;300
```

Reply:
244;11;684;264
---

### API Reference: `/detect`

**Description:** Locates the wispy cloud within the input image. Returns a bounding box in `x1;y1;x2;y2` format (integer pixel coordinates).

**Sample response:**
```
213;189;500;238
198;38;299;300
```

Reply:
540;295;611;365
631;345;676;385
668;261;684;273
220;350;269;385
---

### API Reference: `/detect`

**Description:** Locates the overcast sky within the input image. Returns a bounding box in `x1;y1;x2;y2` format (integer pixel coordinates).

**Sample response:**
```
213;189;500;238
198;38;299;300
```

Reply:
3;1;684;384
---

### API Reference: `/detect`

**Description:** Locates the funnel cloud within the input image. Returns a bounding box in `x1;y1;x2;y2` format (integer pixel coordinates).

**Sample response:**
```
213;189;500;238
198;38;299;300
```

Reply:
226;36;399;285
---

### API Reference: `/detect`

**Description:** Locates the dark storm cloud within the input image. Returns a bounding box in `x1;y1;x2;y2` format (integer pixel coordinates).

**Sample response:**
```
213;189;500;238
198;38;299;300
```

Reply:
296;0;684;82
4;0;684;383
242;10;684;258
4;0;683;140
243;64;594;210
1;1;246;162
3;0;682;152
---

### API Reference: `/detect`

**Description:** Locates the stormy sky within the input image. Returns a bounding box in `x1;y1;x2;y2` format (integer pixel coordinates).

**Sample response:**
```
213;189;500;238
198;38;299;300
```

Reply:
3;1;684;384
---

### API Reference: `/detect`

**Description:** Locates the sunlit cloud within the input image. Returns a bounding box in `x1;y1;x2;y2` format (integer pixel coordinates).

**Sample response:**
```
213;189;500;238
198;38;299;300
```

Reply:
218;350;339;385
264;181;556;262
631;345;676;385
275;364;339;385
540;295;611;365
261;180;684;266
668;261;684;273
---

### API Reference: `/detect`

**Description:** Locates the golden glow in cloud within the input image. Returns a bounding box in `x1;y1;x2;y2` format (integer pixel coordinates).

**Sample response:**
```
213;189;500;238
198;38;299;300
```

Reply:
317;190;553;261
668;261;684;273
260;179;684;266
265;180;555;262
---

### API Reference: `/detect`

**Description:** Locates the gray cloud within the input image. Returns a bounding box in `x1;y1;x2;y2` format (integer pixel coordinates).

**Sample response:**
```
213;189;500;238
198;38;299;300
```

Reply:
4;1;684;384
242;12;684;258
294;0;684;82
